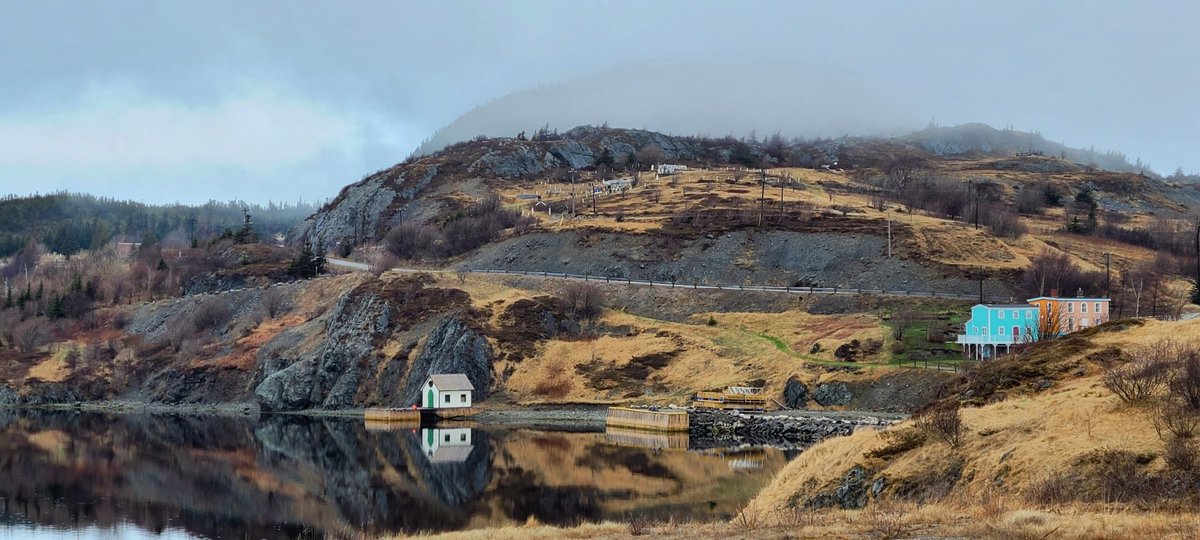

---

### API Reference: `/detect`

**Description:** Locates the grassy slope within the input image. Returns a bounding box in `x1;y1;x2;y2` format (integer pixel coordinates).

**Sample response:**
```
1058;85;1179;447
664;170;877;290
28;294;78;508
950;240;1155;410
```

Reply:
745;317;1200;531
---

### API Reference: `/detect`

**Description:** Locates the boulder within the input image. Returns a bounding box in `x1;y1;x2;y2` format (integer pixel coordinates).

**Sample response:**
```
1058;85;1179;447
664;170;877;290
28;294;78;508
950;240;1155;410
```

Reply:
783;377;809;409
813;382;853;406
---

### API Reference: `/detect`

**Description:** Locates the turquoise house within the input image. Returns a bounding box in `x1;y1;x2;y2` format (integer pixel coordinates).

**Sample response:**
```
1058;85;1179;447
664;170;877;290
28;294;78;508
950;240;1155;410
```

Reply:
956;304;1040;360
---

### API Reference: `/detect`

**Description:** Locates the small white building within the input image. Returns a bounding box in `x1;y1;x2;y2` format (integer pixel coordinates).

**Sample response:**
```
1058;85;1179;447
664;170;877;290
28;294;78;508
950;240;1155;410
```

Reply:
601;177;634;194
655;164;688;175
420;427;474;463
422;374;475;409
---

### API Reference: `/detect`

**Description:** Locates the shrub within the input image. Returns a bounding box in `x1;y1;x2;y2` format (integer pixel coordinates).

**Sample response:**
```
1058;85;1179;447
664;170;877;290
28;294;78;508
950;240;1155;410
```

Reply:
890;341;908;355
384;222;444;260
558;283;604;320
1169;346;1200;411
889;309;915;340
915;401;965;447
260;288;288;319
981;202;1027;238
1154;399;1199;440
1164;437;1199;472
1014;186;1045;214
191;297;233;333
626;513;652;536
707;315;717;327
13;317;49;353
864;499;913;540
1103;355;1170;404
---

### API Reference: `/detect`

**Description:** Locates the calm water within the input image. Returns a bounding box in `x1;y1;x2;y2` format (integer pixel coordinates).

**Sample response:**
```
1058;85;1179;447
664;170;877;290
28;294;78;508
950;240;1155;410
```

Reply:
0;411;789;539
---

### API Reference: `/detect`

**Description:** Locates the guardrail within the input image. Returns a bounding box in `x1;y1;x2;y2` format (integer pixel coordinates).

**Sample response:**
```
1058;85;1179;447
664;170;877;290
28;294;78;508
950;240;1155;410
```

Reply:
464;267;1010;302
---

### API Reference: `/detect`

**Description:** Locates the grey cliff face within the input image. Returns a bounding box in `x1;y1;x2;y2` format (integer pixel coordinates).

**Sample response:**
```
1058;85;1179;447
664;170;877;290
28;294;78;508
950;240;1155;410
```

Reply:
401;317;493;406
255;290;391;411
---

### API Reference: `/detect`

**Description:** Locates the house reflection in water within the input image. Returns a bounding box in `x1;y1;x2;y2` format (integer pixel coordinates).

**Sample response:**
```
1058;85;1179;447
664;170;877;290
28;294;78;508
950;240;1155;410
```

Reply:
420;428;474;464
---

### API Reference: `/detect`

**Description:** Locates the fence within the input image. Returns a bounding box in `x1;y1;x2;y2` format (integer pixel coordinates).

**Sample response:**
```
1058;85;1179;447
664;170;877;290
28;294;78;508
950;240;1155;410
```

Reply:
894;358;974;372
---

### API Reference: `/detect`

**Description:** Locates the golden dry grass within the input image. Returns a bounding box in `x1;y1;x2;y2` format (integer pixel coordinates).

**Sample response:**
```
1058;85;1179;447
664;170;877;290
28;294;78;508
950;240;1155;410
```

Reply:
442;273;896;405
385;506;1200;539
492;163;1174;284
744;318;1200;536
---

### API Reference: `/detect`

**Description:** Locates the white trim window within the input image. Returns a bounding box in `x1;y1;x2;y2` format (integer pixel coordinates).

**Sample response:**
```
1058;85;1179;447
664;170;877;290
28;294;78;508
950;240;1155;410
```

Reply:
1067;302;1074;313
1000;327;1006;335
1082;303;1088;313
999;310;1005;319
1095;302;1102;313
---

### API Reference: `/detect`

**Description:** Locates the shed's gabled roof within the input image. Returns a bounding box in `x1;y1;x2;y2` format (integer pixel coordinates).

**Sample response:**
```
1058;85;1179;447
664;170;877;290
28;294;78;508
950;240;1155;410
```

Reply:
1028;296;1110;302
428;374;475;391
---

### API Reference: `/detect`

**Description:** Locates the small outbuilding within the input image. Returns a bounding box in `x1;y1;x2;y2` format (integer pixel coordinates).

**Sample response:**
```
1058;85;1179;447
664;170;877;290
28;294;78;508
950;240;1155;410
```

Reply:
423;374;475;409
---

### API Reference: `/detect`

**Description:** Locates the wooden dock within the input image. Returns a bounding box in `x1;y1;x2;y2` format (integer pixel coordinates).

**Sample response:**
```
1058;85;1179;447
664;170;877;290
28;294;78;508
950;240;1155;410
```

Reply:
364;408;421;423
363;407;477;426
605;407;689;432
605;426;689;450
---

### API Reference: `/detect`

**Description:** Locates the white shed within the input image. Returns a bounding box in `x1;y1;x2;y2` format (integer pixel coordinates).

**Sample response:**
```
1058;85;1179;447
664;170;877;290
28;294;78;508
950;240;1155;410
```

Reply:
422;374;475;409
420;427;474;463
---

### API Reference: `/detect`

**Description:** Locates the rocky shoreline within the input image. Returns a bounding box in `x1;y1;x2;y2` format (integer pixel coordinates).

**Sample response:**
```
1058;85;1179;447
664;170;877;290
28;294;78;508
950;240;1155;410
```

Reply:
687;408;896;448
0;400;898;447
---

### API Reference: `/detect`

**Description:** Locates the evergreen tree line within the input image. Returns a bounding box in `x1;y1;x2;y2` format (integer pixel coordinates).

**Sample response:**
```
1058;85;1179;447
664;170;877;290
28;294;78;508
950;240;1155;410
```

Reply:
0;192;320;257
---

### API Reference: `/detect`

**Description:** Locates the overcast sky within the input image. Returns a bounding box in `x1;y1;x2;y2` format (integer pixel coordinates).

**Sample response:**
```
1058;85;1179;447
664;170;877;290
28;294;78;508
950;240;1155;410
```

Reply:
1;0;1197;204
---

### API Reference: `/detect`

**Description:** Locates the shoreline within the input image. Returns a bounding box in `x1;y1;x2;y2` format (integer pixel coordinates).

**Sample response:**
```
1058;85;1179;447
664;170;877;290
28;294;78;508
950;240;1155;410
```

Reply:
1;401;904;430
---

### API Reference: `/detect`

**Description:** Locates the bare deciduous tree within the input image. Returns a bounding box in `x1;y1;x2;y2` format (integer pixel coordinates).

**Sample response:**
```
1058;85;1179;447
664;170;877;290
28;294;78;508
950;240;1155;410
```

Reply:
558;282;604;320
915;401;964;447
260;288;288;319
13;317;49;353
890;309;916;340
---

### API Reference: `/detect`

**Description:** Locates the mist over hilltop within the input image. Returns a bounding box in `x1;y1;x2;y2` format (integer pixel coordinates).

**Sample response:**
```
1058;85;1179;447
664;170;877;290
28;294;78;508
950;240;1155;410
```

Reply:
1;0;1197;203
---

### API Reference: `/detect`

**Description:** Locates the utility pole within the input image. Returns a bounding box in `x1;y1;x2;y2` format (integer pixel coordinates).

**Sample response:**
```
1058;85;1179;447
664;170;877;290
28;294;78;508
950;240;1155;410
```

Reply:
887;213;893;258
758;168;766;226
1104;252;1111;298
779;174;785;222
186;214;197;245
569;170;576;215
978;268;984;304
971;179;980;230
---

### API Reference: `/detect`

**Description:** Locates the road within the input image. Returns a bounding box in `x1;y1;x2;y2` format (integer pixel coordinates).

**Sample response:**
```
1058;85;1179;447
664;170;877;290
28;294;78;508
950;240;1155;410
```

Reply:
326;257;1011;303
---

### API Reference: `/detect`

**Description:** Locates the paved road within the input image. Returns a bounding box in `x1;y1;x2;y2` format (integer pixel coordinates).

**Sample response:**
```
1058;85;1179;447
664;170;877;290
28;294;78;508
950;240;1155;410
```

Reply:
327;257;370;271
326;258;1010;302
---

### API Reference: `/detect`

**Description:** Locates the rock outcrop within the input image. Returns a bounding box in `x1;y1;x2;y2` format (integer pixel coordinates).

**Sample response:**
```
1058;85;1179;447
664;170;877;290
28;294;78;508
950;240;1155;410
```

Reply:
0;384;17;406
687;409;888;448
255;289;391;410
783;377;809;409
401;317;493;406
805;465;875;509
288;126;706;250
813;382;853;406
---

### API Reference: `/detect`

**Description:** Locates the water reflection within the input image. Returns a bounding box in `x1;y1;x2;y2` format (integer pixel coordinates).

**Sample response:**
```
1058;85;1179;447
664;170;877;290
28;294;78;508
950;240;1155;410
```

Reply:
0;411;786;538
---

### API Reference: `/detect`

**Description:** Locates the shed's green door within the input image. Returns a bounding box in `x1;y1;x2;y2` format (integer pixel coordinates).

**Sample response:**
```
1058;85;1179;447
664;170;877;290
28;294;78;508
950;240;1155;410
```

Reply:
426;389;436;408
